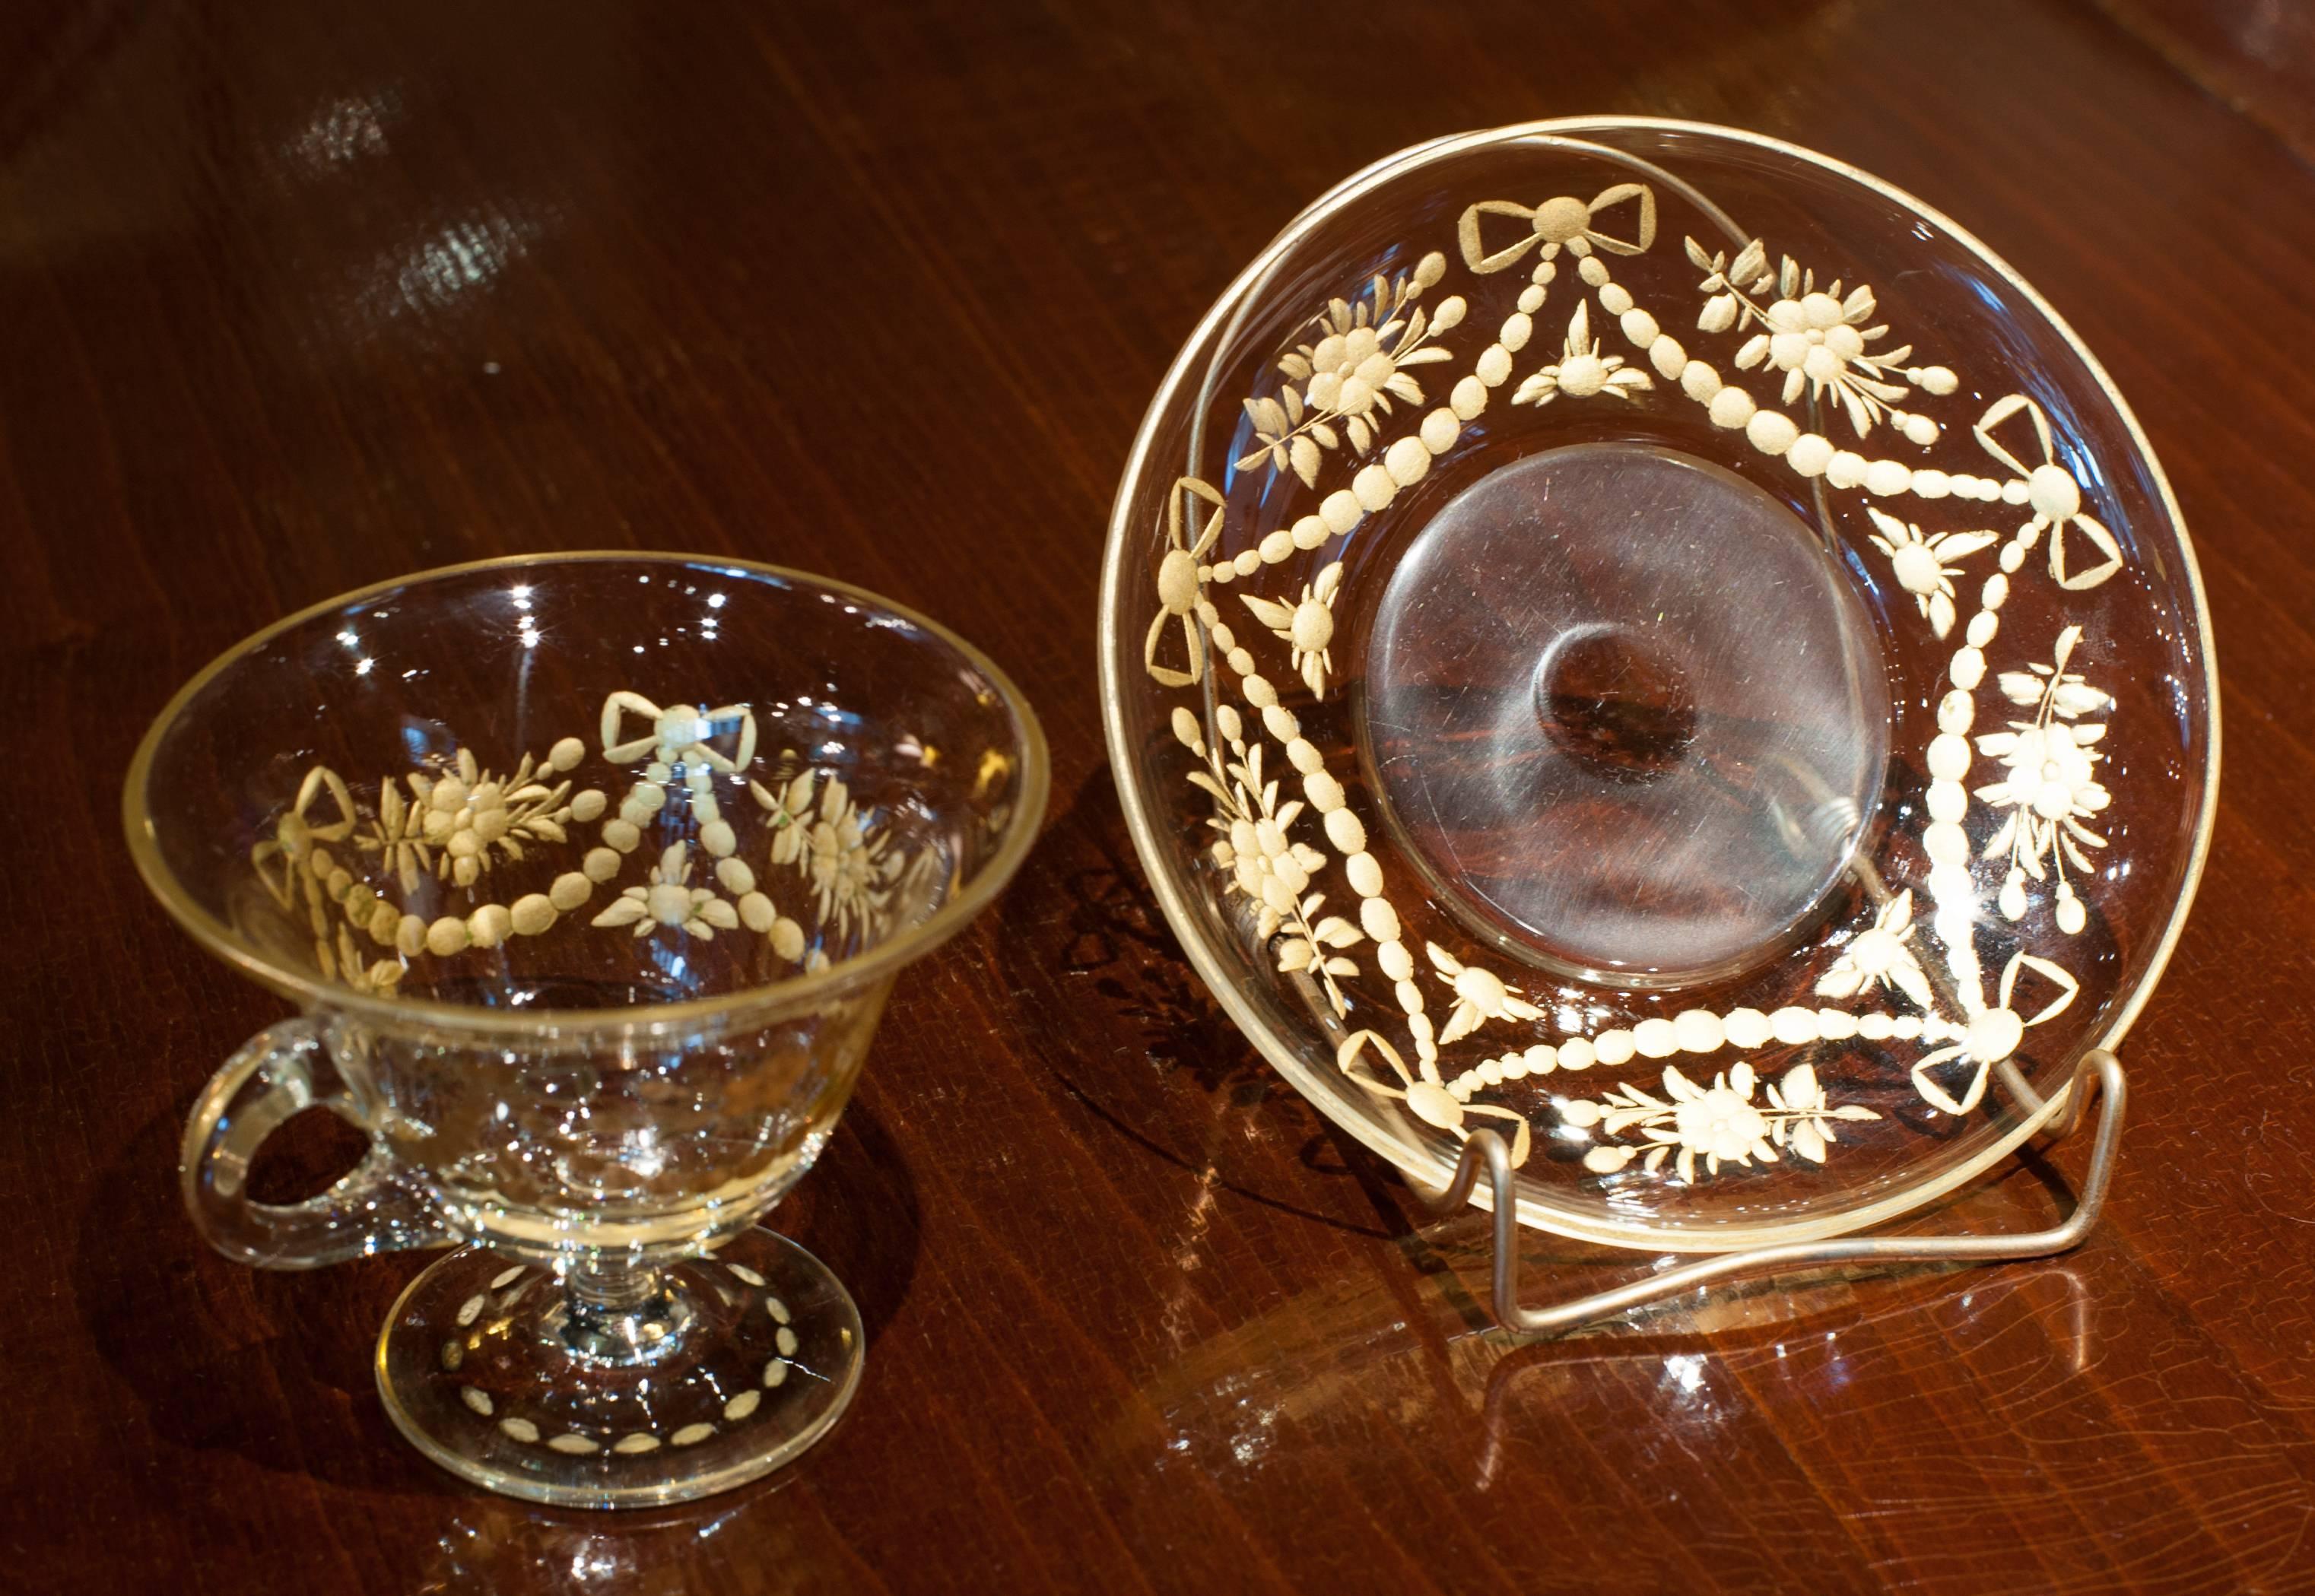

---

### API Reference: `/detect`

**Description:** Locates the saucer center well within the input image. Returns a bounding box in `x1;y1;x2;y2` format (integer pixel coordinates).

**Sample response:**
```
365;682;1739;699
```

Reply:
1361;442;1888;986
1532;620;1701;782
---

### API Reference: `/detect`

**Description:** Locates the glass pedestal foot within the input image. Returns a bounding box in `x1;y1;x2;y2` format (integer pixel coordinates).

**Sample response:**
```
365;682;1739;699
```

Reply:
376;1227;863;1508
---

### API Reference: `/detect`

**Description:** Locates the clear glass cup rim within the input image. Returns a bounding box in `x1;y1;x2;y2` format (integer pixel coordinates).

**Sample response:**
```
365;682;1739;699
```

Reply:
1096;115;2222;1249
123;549;1051;1038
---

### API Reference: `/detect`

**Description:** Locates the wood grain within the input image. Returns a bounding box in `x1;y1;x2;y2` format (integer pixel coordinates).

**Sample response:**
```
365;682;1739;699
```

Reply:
2;2;2312;1591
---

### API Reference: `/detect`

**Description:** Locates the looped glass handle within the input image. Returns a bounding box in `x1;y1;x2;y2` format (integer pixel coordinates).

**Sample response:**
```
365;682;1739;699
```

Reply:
179;1015;449;1268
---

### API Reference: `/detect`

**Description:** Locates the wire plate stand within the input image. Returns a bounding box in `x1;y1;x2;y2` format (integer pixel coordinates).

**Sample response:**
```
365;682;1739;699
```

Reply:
1414;1050;2126;1336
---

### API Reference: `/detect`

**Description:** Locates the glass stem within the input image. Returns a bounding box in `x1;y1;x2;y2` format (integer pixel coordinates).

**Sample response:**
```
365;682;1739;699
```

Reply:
557;1255;690;1364
565;1253;664;1312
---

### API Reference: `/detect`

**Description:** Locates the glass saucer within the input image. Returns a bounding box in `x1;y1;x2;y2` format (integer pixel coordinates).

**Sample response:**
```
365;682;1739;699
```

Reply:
1100;119;2217;1252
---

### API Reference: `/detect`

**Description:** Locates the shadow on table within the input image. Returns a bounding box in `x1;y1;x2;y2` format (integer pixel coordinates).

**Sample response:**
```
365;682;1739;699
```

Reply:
999;770;2127;1513
1001;756;2117;1307
989;760;1394;1239
1094;1210;2107;1499
71;1094;430;1496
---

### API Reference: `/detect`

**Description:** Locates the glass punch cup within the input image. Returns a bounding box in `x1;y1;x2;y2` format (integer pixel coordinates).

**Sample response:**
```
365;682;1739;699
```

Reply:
124;554;1046;1507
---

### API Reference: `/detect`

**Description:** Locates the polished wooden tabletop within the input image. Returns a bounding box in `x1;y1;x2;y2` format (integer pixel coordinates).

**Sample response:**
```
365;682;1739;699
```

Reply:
5;2;2313;1591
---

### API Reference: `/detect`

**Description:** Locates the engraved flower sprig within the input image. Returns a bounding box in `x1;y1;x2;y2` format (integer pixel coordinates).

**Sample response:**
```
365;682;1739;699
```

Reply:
1570;1061;1879;1182
1173;703;1360;1014
1814;889;1935;1011
361;741;586;893
1238;253;1462;486
1688;236;1955;442
1977;624;2113;933
1866;509;1997;639
751;764;818;867
751;760;903;940
1424;942;1544;1045
1510;301;1651;407
1239;563;1342;699
802;776;900;939
592;841;740;940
